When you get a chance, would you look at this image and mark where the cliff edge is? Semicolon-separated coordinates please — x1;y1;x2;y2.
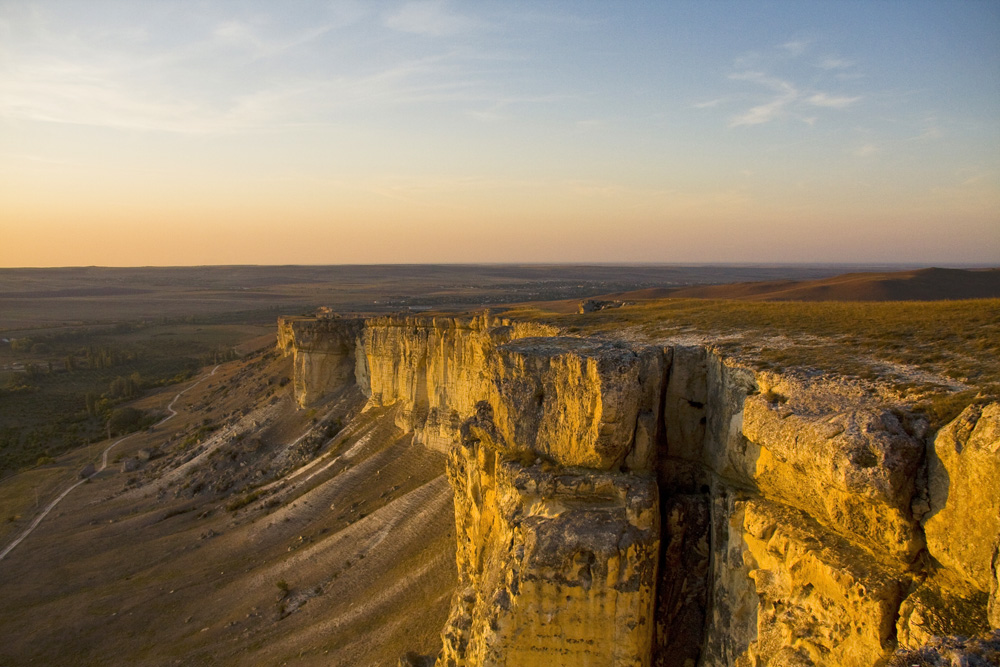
278;313;1000;667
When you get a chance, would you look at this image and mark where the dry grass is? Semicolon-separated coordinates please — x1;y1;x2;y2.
508;298;1000;406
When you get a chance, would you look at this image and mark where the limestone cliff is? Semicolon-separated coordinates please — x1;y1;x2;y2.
279;313;1000;666
278;315;363;408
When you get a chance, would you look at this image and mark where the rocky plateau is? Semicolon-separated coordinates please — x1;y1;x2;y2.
277;312;1000;667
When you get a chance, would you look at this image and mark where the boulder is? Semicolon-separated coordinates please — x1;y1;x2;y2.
924;402;1000;592
743;397;924;561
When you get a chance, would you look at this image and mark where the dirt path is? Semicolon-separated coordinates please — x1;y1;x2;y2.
0;365;220;563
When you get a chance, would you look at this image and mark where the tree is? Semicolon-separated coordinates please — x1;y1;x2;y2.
108;407;147;435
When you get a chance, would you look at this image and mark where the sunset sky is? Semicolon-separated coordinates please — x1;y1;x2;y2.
1;1;998;267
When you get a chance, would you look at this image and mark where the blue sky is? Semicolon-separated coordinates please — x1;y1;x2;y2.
1;0;998;266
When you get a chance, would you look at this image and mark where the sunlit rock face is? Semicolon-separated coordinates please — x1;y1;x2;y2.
281;313;1000;666
440;410;659;666
277;316;363;408
742;396;925;562
739;499;909;666
361;316;557;452
490;337;665;470
922;402;1000;636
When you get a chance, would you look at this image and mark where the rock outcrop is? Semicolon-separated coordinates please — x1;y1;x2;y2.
278;314;1000;666
278;316;364;408
917;401;1000;639
442;409;659;666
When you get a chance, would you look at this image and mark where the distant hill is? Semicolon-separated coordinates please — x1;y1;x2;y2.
606;267;1000;302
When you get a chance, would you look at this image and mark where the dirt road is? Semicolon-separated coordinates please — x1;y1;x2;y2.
0;365;220;563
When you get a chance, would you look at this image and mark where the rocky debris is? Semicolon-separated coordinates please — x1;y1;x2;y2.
120;457;141;473
79;463;96;479
896;570;990;649
888;630;1000;667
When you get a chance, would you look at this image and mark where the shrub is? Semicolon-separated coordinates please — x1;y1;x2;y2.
108;407;153;435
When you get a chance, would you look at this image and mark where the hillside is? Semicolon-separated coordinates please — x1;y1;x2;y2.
603;267;1000;302
0;347;455;666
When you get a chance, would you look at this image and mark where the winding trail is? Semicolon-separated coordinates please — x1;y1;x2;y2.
0;365;220;563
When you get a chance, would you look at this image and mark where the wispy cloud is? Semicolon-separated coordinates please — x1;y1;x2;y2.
729;71;796;94
911;117;944;141
727;71;798;126
0;3;509;134
806;93;861;108
729;98;792;127
818;57;854;70
383;1;480;37
722;43;863;128
692;98;725;109
781;40;808;56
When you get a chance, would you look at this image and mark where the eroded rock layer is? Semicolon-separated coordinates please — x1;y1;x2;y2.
279;314;1000;666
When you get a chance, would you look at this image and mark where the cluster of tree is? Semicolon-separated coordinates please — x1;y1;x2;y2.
0;420;94;478
84;392;109;418
8;338;52;355
107;372;143;399
81;372;149;419
81;346;137;370
107;406;154;435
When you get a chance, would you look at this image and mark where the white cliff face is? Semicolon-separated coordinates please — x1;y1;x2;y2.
490;337;665;470
279;314;1000;667
277;316;363;408
361;316;557;451
442;426;660;667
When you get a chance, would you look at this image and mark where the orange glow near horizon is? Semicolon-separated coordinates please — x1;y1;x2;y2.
1;2;998;267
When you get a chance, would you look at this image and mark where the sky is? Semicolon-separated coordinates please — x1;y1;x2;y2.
1;0;998;267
